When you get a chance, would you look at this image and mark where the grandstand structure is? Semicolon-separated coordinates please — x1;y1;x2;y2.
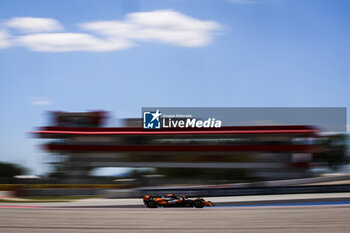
33;111;323;181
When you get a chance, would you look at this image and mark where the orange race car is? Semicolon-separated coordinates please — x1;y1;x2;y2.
143;194;215;208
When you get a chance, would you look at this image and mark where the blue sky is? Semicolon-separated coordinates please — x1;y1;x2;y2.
0;0;349;175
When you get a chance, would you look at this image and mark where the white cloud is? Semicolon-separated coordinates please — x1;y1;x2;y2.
81;10;222;47
17;33;134;52
30;98;53;106
4;17;63;33
0;10;223;52
0;29;12;48
227;0;258;4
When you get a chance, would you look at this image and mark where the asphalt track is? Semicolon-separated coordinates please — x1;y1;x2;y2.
1;194;350;232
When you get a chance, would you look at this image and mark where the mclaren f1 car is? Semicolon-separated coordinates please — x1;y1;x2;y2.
143;194;214;208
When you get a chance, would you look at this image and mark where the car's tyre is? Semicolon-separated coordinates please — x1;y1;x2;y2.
146;200;158;208
194;199;204;208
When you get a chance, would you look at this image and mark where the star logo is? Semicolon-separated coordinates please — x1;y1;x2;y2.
151;109;162;122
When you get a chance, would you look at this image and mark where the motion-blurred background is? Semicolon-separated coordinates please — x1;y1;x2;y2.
0;0;349;198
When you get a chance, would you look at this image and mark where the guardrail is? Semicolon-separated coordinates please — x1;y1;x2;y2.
0;184;131;191
104;184;350;198
0;184;131;197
